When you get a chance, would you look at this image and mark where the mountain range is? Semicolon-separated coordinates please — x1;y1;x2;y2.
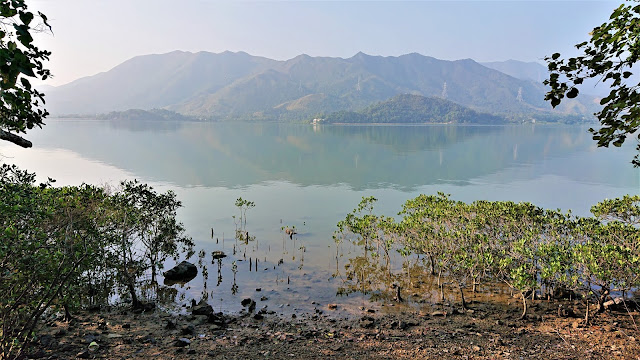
44;51;600;122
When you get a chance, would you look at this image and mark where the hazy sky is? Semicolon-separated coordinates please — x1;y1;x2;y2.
30;0;618;86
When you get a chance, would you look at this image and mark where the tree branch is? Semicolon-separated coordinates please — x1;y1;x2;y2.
0;129;32;148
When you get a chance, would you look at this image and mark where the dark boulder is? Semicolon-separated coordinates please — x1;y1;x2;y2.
163;261;197;283
192;303;214;316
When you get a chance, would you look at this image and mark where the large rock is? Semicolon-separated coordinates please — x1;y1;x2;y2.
192;303;214;316
163;261;197;283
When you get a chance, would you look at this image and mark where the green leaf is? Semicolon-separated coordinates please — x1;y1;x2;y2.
566;88;579;99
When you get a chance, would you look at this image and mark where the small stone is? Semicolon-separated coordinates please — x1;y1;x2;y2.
254;313;264;320
165;320;177;330
193;315;208;326
431;311;446;317
83;335;98;344
174;338;191;347
181;325;195;335
328;303;338;310
260;296;268;301
121;323;131;329
472;345;481;352
256;288;262;292
187;349;196;355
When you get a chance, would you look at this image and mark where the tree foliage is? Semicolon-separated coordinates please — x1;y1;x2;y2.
334;193;640;321
324;94;506;124
0;0;51;148
545;1;640;165
0;166;193;359
0;165;108;359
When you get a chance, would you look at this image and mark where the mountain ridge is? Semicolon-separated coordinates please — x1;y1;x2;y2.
45;51;599;122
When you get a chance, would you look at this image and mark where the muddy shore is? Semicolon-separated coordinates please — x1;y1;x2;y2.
27;297;640;360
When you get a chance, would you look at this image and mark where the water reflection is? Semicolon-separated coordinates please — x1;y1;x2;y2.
20;120;634;191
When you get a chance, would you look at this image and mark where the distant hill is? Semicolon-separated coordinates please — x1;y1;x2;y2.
46;51;276;115
482;59;612;98
45;51;600;122
324;94;506;124
95;109;195;122
481;60;548;83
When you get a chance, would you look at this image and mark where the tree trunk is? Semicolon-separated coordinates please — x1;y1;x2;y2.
429;254;435;275
585;297;590;325
63;304;73;322
520;291;528;320
127;281;140;309
459;284;467;310
596;288;610;313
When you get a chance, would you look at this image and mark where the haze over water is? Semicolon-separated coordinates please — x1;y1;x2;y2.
1;120;637;314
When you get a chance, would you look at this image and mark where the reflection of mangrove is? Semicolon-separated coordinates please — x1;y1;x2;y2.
334;194;640;322
197;250;210;302
137;281;179;304
189;203;307;301
231;261;238;295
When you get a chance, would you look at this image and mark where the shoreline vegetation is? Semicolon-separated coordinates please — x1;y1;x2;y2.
3;162;640;358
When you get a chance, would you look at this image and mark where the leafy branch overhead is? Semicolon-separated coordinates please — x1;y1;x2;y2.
0;0;52;148
545;1;640;165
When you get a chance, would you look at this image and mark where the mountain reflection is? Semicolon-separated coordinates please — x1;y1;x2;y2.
27;120;631;191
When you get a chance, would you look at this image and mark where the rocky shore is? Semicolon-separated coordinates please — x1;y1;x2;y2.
25;296;640;360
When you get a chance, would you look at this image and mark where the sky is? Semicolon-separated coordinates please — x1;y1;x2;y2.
30;0;620;86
